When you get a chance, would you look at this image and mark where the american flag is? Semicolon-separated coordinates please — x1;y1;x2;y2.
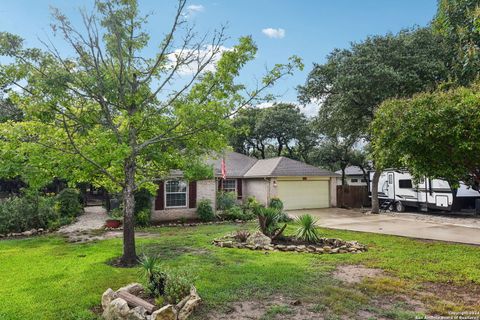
221;157;227;179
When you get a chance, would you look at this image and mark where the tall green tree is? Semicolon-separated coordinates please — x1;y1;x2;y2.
0;0;301;265
433;0;480;85
298;27;451;213
371;84;480;205
229;103;313;160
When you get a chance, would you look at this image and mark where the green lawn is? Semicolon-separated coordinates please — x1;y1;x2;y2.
0;223;479;320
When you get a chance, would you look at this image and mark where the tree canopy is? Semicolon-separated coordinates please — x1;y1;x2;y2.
433;0;480;85
0;0;301;264
298;27;451;140
229;103;315;161
371;84;480;189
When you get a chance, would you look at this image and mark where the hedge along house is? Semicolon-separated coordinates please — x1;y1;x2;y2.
151;151;339;221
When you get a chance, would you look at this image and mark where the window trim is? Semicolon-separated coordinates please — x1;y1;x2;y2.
221;179;237;193
164;179;189;209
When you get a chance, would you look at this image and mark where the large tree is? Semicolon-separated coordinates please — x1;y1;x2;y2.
0;0;300;265
229;103;313;160
371;84;480;206
298;27;451;213
433;0;480;85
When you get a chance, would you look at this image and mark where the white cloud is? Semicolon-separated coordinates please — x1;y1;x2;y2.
167;45;232;76
261;28;286;39
184;4;205;18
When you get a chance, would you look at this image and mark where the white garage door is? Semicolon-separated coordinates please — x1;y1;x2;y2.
277;180;330;210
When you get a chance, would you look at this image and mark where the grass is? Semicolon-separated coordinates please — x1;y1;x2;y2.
0;222;479;319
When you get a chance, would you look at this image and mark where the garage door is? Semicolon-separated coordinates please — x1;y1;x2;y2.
277;180;330;210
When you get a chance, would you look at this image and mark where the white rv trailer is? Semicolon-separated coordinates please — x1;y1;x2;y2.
368;169;480;212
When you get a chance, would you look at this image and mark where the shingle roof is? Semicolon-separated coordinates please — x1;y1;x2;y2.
334;166;364;176
245;156;338;177
206;151;258;178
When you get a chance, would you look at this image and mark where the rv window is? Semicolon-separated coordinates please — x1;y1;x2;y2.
399;179;413;189
351;179;358;183
361;179;367;182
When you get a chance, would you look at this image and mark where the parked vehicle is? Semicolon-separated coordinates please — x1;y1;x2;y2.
368;169;480;212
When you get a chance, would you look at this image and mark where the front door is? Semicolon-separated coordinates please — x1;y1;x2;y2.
387;173;395;199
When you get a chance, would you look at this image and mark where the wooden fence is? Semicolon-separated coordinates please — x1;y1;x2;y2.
336;185;370;208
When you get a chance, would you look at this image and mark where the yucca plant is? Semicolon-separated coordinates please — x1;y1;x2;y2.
257;207;286;240
138;254;167;297
295;214;319;243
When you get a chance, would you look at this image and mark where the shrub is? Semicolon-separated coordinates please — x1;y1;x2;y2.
56;188;82;218
269;197;284;210
197;199;214;222
257;207;286;240
234;230;250;242
295;214;320;243
277;211;293;223
135;209;151;227
225;205;255;221
134;188;152;213
268;197;292;222
109;208;123;219
216;191;236;210
164;269;194;305
0;193;58;234
243;196;262;216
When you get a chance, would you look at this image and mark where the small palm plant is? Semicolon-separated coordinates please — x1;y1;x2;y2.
295;214;319;243
138;254;167;297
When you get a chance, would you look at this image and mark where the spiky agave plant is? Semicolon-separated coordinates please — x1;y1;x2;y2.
295;214;320;243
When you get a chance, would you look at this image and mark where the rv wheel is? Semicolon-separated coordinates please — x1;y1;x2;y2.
395;201;405;212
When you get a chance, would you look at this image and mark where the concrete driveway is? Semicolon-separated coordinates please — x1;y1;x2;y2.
287;208;480;245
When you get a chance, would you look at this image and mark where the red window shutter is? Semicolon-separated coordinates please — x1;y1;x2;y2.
189;181;197;208
155;181;164;210
237;178;242;199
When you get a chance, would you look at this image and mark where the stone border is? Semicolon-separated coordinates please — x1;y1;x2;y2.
102;283;201;320
0;228;47;239
212;236;367;254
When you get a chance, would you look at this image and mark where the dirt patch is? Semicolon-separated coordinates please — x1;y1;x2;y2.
204;297;325;320
421;282;480;310
333;265;385;284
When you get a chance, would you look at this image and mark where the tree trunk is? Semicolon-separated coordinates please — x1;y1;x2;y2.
120;158;137;266
371;170;381;214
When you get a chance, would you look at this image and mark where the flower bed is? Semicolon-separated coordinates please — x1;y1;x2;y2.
212;232;367;254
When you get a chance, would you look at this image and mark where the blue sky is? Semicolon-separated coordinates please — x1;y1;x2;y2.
0;0;437;115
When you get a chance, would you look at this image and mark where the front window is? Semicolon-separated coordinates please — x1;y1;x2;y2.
398;179;413;189
222;179;237;193
165;180;188;208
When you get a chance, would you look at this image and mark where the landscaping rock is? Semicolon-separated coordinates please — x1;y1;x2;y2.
127;306;147;320
102;288;119;310
221;241;234;248
117;283;145;296
177;287;201;320
151;304;176;320
246;231;271;246
103;298;130;320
